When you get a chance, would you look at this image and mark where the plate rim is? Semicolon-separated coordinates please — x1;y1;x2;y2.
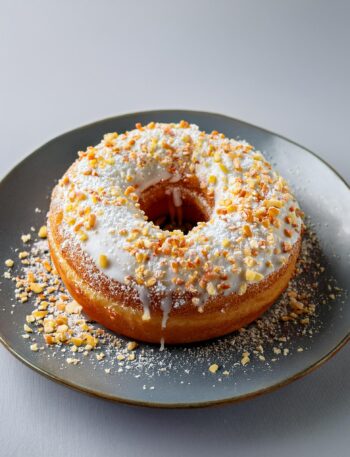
0;109;349;408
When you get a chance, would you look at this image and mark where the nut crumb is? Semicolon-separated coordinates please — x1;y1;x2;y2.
5;259;14;268
29;283;45;294
209;363;219;373
24;324;33;333
241;352;250;366
38;226;48;238
127;341;139;351
65;300;82;314
66;357;80;365
96;352;105;361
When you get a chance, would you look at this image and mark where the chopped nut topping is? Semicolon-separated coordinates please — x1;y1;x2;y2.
245;270;264;282
79;232;88;241
98;254;109;269
206;282;217;296
284;228;292;238
219;163;228;173
146;277;156;287
242;225;252;237
264;199;283;208
86;214;96;229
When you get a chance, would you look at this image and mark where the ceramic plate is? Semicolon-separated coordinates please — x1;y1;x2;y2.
0;110;349;407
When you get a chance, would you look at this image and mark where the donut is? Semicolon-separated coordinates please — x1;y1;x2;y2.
48;121;303;344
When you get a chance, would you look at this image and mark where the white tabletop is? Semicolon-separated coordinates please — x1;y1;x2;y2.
1;1;349;456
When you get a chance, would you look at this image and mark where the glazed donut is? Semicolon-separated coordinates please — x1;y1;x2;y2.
48;121;303;344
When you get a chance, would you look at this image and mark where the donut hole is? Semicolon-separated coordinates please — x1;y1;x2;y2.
139;182;213;234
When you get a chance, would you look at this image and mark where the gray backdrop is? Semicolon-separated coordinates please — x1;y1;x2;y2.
0;1;349;456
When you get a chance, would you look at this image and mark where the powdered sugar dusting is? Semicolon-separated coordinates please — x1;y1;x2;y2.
2;220;345;386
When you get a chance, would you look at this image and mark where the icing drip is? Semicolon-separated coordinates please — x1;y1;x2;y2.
160;337;165;351
173;188;183;226
165;187;182;226
169;173;181;183
137;285;151;321
160;294;172;329
172;188;182;207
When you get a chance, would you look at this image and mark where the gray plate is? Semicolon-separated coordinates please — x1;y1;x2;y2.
0;110;349;408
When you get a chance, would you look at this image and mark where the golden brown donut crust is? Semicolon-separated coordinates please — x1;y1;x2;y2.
48;197;301;344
